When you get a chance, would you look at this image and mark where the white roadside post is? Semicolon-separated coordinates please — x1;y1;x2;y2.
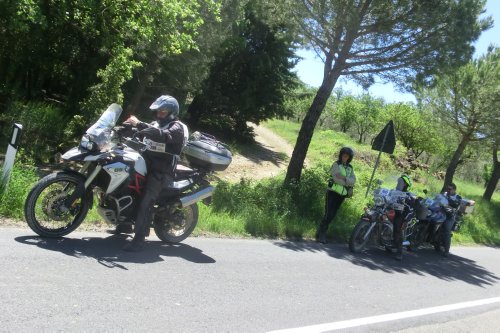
1;123;23;188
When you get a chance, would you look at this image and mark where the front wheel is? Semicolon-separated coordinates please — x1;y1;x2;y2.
379;222;394;248
408;223;428;251
349;219;374;253
24;172;90;237
153;203;199;243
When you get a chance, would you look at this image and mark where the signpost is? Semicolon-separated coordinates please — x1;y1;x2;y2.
365;120;396;197
1;123;23;188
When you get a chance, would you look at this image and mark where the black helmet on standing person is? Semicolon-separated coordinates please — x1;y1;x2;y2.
338;146;354;164
149;95;179;126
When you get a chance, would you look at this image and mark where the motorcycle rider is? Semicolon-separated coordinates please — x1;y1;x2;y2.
396;174;412;192
316;147;356;244
441;183;462;257
122;95;188;252
390;174;413;260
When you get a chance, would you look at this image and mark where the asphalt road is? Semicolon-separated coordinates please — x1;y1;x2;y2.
1;226;499;332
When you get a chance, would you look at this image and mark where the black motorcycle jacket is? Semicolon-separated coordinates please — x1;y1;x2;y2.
446;193;462;209
136;120;187;174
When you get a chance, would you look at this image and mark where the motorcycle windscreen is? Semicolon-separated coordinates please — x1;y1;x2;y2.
85;103;123;149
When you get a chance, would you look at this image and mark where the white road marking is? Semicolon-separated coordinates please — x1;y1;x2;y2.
268;297;500;333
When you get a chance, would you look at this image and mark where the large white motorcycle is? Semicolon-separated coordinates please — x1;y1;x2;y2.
24;104;232;243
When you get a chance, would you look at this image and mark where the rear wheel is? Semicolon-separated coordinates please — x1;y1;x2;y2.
24;172;90;237
349;219;373;253
153;203;199;243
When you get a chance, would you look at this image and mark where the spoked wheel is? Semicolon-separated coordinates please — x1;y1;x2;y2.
153;203;199;243
380;222;394;248
349;219;373;253
24;172;90;237
408;223;427;251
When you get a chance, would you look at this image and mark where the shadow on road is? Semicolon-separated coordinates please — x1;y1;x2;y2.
274;240;500;287
15;234;216;269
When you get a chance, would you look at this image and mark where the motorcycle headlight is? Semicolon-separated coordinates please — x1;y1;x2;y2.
79;135;97;151
374;196;385;206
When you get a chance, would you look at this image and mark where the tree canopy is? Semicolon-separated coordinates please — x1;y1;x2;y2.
187;1;297;138
282;0;491;182
0;0;219;116
420;47;499;192
383;102;443;158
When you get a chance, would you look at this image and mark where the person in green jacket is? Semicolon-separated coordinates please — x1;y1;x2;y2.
316;147;356;244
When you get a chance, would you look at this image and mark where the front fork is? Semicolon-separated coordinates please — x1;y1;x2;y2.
361;217;377;241
62;162;102;210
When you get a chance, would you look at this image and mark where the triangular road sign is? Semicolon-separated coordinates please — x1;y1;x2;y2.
372;120;396;154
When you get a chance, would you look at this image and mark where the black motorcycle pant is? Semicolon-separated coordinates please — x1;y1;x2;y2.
317;190;345;237
134;170;173;238
392;213;404;254
441;217;455;253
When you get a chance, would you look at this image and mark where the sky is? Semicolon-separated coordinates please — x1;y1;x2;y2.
294;0;500;103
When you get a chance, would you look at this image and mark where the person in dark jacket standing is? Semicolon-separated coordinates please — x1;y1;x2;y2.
390;174;413;260
316;147;356;244
122;95;188;252
441;183;462;257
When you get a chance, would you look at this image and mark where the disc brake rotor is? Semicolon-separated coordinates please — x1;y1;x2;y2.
169;209;187;230
41;189;72;221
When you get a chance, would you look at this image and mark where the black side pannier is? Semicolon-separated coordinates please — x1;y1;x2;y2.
182;132;232;171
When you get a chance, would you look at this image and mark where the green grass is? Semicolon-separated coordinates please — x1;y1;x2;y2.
0;164;39;218
1;119;499;246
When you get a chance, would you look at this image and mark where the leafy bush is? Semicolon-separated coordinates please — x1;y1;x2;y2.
0;101;67;162
0;162;38;218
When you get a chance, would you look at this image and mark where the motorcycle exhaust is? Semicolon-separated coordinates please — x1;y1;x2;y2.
180;186;214;207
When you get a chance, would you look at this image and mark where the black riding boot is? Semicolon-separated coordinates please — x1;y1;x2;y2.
123;234;146;252
107;223;134;235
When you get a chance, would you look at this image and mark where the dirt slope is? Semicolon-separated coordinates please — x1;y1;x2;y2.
215;123;295;182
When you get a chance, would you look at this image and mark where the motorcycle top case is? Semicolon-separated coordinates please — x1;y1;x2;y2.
182;132;232;171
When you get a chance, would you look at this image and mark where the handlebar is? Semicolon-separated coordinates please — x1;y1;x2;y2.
123;137;147;152
112;125;146;151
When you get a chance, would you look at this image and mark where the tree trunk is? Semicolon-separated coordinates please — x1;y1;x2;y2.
441;133;471;193
285;69;340;183
483;144;499;201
